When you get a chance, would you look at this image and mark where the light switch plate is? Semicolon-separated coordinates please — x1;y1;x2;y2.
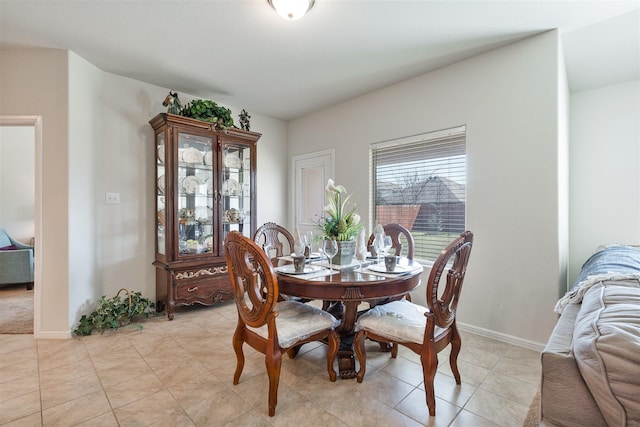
105;192;120;204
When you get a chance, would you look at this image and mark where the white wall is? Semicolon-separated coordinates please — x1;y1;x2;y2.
0;125;34;243
569;80;640;285
288;31;565;346
68;52;103;327
0;47;70;336
2;46;288;336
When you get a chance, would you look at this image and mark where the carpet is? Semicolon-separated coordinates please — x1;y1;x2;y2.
0;284;34;334
523;389;541;427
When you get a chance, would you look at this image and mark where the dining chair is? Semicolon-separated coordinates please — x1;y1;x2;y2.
367;223;415;306
354;230;473;416
253;222;295;262
224;231;340;417
367;222;415;259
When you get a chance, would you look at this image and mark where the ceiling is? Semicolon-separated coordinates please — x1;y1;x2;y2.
1;1;638;121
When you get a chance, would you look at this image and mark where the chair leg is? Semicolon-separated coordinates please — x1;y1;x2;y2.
265;348;283;417
354;330;367;383
326;330;339;382
287;345;302;359
421;348;439;416
391;342;399;358
449;323;462;384
232;325;245;385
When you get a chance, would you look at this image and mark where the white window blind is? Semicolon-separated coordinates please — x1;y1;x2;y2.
370;126;466;261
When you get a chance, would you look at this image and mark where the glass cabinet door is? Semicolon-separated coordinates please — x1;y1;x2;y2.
221;142;251;243
177;132;214;257
156;132;166;255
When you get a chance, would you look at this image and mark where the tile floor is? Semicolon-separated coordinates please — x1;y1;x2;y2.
0;301;541;426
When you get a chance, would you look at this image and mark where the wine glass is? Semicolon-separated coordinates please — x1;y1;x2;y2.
304;231;314;259
323;238;338;266
383;236;393;258
355;242;367;271
373;234;385;265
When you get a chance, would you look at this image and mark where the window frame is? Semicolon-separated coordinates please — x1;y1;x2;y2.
369;126;467;262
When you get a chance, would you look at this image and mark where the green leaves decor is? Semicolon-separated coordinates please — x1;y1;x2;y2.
73;289;156;336
179;99;235;129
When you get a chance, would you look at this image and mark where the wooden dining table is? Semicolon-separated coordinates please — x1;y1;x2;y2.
276;258;423;379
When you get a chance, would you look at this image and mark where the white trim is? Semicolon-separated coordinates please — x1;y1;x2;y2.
371;125;466;150
0;115;43;338
34;330;72;340
457;321;546;352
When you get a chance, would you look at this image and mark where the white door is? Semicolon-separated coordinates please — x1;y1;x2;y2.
291;149;334;236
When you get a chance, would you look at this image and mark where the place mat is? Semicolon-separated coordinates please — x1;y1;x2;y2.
278;253;323;262
362;264;423;278
275;266;337;280
314;259;375;271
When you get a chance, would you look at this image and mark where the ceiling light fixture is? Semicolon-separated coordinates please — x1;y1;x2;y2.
267;0;315;21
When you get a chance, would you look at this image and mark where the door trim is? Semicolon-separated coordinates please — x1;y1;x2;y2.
0;115;43;336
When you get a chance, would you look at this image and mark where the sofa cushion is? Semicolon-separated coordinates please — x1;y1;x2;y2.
541;303;608;426
573;280;640;427
0;233;11;248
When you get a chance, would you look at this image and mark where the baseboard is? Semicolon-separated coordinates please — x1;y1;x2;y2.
34;329;71;339
457;322;545;352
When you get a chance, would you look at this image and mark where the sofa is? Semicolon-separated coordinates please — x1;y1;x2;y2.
0;228;34;290
541;245;640;426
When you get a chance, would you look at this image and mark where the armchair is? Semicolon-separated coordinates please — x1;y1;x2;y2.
0;228;34;290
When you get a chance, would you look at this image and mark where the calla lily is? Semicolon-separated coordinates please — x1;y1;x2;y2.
323;203;336;217
326;178;346;194
318;179;363;241
350;213;361;225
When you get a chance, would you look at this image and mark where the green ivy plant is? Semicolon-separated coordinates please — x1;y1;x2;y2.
73;290;156;336
179;99;235;129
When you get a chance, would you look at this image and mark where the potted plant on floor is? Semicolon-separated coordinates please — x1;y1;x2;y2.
73;289;156;336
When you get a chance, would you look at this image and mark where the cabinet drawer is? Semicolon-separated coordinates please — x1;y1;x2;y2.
174;276;232;303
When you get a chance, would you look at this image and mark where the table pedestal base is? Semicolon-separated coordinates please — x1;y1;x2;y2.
337;350;357;379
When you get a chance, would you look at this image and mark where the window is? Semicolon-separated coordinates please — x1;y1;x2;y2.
370;126;466;261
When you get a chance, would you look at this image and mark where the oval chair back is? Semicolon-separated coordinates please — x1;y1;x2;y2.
354;230;474;417
253;222;295;261
224;231;339;417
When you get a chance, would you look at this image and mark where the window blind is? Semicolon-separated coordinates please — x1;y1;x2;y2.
370;126;466;261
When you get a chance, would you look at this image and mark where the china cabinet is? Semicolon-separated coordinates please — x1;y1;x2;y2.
149;113;261;319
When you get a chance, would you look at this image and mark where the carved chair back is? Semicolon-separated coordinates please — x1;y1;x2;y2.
253;222;295;261
367;223;415;259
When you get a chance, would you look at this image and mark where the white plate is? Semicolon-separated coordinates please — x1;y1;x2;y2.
275;265;324;275
157;145;165;163
195;206;212;223
199;234;213;249
222;178;240;196
182;147;203;164
290;252;323;260
182;175;203;194
224;152;242;169
157;175;165;195
204;151;213;166
368;264;412;274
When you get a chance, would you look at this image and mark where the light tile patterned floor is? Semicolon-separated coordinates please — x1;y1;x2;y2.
0;301;540;426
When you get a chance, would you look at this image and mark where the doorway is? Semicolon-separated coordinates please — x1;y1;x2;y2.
0;116;42;335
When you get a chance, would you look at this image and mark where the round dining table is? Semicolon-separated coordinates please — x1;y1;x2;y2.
276;259;423;379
